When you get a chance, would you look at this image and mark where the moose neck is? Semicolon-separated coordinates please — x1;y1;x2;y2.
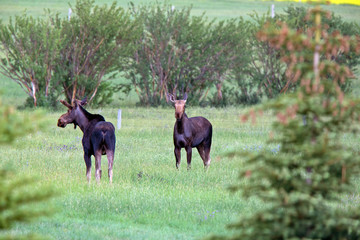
74;106;106;133
176;112;189;132
74;108;90;133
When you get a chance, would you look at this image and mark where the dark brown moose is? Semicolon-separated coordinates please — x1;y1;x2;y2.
57;99;116;183
168;93;212;170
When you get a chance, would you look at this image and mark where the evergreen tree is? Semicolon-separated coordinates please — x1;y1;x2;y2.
210;5;360;240
0;99;55;239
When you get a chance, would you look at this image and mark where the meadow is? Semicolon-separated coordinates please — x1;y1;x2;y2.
1;105;277;239
0;0;360;239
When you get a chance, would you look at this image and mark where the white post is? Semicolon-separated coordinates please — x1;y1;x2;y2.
68;8;72;21
117;109;122;130
271;4;275;18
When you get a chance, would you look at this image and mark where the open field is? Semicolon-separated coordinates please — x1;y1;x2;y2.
1;105;359;239
1;0;360;239
1;0;360;24
1;106;275;239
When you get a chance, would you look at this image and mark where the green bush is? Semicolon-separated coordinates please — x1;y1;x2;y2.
0;0;139;108
1;2;359;108
123;2;249;106
231;5;360;106
57;0;140;106
0;11;62;107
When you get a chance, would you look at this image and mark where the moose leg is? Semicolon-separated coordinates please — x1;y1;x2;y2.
185;146;192;170
84;153;92;183
174;147;181;169
196;144;208;169
203;146;211;170
106;150;114;184
94;151;102;183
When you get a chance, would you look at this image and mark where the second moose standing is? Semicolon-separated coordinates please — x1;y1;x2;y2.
168;93;213;170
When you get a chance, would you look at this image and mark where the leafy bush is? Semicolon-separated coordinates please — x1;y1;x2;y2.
232;5;360;106
1;2;359;108
123;2;249;106
0;11;62;107
235;12;287;102
0;0;139;108
57;0;140;105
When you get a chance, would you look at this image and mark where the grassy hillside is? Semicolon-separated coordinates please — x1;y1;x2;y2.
1;0;359;23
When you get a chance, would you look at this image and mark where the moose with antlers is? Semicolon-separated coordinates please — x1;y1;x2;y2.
57;99;116;183
168;93;213;170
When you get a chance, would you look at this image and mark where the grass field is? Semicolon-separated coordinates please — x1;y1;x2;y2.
1;106;276;239
1;0;360;23
1;0;360;239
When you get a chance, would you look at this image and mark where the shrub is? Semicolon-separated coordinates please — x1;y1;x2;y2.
0;0;140;108
123;2;249;106
0;11;62;107
56;0;140;105
234;5;360;105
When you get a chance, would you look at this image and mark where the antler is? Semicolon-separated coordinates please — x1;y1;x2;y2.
167;93;176;103
60;100;72;108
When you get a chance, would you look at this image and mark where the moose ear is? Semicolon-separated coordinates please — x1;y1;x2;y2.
80;98;87;106
167;93;175;103
74;98;87;107
183;93;188;101
60;100;72;109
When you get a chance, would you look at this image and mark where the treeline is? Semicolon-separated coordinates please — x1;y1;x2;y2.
0;0;359;108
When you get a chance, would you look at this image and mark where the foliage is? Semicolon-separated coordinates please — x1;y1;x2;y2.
236;12;287;102
56;0;139;105
282;5;360;93
123;2;249;106
0;98;43;144
0;0;139;108
0;169;55;240
210;5;360;240
233;5;360;106
0;11;62;107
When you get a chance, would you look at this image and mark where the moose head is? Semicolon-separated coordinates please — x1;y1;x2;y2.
168;93;188;120
57;99;87;129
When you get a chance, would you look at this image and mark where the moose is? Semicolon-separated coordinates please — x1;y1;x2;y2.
168;93;212;170
57;99;116;183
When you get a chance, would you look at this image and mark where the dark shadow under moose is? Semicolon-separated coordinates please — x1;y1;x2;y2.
57;99;116;183
168;93;212;170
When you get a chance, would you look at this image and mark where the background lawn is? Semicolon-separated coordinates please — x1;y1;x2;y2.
0;1;360;239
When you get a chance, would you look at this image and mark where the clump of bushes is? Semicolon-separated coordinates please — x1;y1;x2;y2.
0;1;359;108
